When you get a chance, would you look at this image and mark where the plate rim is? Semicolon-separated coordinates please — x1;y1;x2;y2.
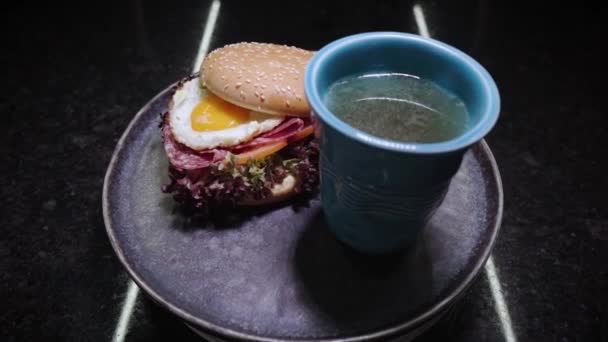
102;80;504;342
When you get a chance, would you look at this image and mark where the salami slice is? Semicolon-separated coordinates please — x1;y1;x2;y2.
230;117;307;153
161;120;227;170
162;115;310;170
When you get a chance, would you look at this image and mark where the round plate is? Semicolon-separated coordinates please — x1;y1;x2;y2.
103;82;503;341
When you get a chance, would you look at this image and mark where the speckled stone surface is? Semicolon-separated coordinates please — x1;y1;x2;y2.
2;0;607;341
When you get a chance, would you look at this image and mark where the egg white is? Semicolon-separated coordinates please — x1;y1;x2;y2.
169;78;283;150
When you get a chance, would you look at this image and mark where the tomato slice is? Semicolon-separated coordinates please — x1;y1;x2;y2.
289;125;314;142
234;140;288;165
231;125;313;165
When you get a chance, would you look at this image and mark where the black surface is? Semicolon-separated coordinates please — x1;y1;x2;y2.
103;79;501;340
1;1;607;342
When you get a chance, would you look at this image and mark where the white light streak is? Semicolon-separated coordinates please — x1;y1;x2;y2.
111;281;140;342
413;5;517;342
485;257;518;342
192;0;221;72
413;4;431;38
112;2;222;341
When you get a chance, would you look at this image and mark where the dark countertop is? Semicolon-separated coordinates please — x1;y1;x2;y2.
2;1;606;341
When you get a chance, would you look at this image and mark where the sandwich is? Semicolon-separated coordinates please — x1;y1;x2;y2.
161;43;319;210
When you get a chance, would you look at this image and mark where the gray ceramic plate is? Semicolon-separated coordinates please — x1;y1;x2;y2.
103;81;503;342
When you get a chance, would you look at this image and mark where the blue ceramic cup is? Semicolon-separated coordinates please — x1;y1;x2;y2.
305;32;500;254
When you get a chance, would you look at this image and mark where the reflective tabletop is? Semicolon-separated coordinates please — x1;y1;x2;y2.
2;1;606;341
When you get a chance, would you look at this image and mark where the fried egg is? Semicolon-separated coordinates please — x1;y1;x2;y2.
169;78;283;150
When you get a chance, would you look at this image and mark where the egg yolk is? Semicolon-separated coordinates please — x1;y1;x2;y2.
191;94;250;131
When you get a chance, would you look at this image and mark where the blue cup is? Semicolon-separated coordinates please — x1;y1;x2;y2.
304;32;500;254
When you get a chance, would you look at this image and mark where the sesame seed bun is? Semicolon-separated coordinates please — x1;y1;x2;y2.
201;42;314;117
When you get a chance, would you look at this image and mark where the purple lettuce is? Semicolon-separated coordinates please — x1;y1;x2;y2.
162;137;319;212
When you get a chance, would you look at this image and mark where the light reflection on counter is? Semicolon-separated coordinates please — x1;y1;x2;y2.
412;4;517;342
111;1;223;341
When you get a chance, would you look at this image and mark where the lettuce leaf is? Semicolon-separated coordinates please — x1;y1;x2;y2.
162;137;319;212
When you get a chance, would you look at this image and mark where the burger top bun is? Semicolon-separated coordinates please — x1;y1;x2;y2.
201;42;314;117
